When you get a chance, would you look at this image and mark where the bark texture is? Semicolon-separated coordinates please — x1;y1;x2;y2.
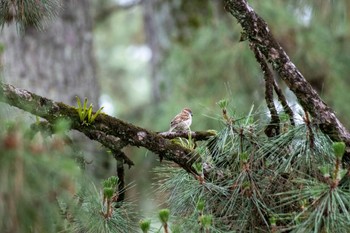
0;82;201;175
224;0;350;154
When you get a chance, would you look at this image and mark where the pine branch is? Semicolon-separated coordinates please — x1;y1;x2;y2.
0;0;62;30
0;81;199;175
224;0;350;158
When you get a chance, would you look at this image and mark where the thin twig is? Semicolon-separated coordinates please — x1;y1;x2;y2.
272;79;295;126
114;152;126;204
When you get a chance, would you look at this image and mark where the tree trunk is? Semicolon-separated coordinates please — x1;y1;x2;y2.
1;0;99;105
0;0;107;177
142;0;171;104
142;0;214;104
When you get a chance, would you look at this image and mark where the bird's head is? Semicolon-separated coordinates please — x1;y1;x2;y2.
183;108;193;116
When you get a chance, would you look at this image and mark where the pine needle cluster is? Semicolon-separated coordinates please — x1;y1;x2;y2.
0;121;138;233
0;0;62;30
157;105;350;232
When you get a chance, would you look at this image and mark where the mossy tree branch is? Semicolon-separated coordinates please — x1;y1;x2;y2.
0;81;206;175
224;0;350;158
158;131;216;141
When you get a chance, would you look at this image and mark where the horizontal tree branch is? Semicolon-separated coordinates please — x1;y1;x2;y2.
224;0;350;157
0;82;200;175
158;131;216;140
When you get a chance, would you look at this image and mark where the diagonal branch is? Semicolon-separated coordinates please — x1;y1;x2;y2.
0;81;199;175
224;0;350;156
272;79;295;126
250;43;280;137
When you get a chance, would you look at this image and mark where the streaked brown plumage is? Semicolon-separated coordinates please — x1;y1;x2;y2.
169;108;193;132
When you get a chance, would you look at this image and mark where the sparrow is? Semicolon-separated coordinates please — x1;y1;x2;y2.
169;108;193;132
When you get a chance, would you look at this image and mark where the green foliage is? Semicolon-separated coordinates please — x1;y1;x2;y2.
53;118;71;135
199;214;213;229
139;219;151;233
141;203;220;233
100;176;120;219
196;199;205;212
275;176;350;232
156;106;350;232
75;96;104;125
0;122;138;233
73;183;138;233
0;123;81;233
158;208;170;225
171;130;196;150
170;224;181;233
103;176;119;189
217;99;229;110
333;141;346;159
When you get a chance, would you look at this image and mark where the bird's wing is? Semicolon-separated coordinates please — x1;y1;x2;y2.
170;112;186;127
170;115;181;127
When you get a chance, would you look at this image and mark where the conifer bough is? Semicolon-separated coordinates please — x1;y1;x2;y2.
224;0;350;159
1;0;350;174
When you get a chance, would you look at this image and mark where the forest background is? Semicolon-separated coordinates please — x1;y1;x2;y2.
1;0;350;231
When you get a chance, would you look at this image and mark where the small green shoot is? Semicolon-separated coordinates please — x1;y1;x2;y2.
193;162;203;175
217;99;229;109
319;165;331;179
240;152;249;164
75;96;104;125
196;199;205;212
158;209;170;233
158;208;170;225
199;214;212;232
102;176;118;188
139;219;151;233
217;99;231;124
269;216;276;227
172;131;195;150
101;176;119;219
332;141;345;159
